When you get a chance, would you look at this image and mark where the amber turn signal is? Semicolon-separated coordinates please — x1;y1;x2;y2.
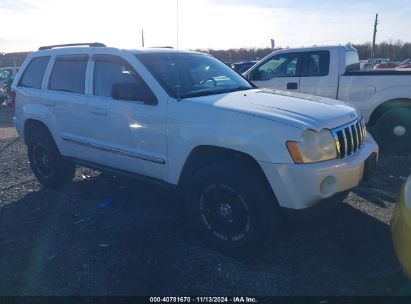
287;141;304;164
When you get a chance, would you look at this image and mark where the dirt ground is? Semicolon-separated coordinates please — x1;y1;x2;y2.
1;105;411;296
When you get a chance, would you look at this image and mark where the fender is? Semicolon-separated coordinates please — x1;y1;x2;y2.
20;102;61;146
166;100;300;185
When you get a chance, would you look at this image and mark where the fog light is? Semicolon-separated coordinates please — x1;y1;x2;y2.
320;176;337;196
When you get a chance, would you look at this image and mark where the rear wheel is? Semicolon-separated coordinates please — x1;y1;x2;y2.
27;130;76;189
374;108;411;152
186;161;283;257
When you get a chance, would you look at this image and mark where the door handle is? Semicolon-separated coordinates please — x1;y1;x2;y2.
41;100;55;107
287;82;298;90
90;108;107;115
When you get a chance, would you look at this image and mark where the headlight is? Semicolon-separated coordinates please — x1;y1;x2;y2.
404;176;411;210
287;129;337;163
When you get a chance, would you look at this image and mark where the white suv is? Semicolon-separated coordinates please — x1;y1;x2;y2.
12;43;379;256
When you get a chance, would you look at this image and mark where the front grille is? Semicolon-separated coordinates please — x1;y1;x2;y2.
331;117;366;159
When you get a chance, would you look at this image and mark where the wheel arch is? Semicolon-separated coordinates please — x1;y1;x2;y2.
368;98;411;127
23;119;53;144
178;145;276;200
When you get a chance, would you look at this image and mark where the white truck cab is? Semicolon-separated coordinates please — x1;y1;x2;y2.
12;43;379;256
244;45;411;151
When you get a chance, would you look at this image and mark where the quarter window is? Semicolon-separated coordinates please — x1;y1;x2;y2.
18;56;50;89
303;51;330;77
256;53;302;80
49;55;88;94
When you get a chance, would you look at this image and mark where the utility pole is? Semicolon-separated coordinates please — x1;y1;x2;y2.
176;0;179;50
371;13;378;63
141;28;145;48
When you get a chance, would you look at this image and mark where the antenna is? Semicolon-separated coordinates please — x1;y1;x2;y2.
141;28;145;48
176;0;181;101
176;0;179;51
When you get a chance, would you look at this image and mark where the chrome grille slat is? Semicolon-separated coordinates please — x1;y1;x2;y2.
331;117;367;160
347;127;354;155
362;120;367;140
352;125;358;151
341;129;348;156
332;132;341;159
356;122;362;147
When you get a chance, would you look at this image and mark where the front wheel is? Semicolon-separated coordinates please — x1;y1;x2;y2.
186;161;283;257
374;108;411;152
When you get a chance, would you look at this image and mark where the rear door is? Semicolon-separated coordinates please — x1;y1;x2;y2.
248;52;303;91
299;50;339;99
42;54;90;158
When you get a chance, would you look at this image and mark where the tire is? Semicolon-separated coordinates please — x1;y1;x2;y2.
27;129;76;189
186;160;283;257
374;108;411;152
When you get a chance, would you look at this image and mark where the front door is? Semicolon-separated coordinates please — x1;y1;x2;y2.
248;52;303;92
79;55;167;180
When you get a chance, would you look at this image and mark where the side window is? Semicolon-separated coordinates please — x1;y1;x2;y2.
303;51;330;77
18;56;50;89
256;53;302;80
49;55;88;94
93;55;156;104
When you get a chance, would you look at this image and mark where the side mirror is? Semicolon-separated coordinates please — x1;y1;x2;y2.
247;68;259;81
111;83;157;105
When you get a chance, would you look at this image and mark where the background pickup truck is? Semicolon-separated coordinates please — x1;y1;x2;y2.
244;45;411;151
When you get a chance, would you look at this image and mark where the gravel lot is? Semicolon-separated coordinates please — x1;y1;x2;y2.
1;105;410;296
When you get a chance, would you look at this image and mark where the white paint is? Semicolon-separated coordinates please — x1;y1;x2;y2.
13;46;379;210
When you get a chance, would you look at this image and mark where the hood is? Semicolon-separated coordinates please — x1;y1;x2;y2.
186;89;358;130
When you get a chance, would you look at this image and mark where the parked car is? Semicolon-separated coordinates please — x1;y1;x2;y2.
243;45;411;151
0;79;13;105
392;175;411;279
397;59;411;69
12;43;379;256
0;67;19;105
231;61;258;74
0;66;19;84
373;62;399;69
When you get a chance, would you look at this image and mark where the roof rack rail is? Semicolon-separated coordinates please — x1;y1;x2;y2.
39;42;106;51
149;46;174;49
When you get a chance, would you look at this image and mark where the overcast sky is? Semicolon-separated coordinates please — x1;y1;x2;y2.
1;0;410;52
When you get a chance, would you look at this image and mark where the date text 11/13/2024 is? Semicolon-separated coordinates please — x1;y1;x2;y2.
149;297;258;303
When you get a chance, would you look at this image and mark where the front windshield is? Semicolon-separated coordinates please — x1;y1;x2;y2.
136;53;254;99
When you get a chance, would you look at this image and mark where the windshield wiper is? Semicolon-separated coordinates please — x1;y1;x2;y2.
181;86;252;99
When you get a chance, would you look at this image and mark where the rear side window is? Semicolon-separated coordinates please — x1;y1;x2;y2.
18;56;50;89
303;51;330;77
49;55;88;94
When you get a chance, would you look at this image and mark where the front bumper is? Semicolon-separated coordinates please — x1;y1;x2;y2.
259;133;379;210
391;183;411;279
